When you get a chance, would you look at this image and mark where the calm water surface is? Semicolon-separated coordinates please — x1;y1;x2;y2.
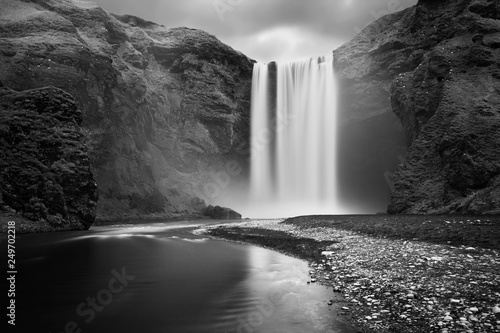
12;221;353;332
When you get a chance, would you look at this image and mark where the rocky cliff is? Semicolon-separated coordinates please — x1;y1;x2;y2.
333;8;409;213
0;0;253;220
0;86;98;230
334;0;500;214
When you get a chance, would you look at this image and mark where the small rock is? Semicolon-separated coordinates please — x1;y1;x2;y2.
450;299;461;304
444;315;453;321
493;305;500;314
469;307;479;312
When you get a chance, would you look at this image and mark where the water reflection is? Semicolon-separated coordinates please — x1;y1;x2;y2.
12;222;353;332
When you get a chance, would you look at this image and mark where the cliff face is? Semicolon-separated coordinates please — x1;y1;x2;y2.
334;0;500;214
0;0;253;219
333;8;409;213
0;86;98;230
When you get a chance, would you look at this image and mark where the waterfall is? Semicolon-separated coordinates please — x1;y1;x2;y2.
249;56;339;217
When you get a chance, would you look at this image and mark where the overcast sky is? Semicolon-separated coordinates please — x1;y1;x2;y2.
91;0;417;63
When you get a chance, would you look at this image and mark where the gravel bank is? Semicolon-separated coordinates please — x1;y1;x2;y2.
195;215;500;333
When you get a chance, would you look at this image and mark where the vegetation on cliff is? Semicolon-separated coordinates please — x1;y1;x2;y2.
0;86;98;230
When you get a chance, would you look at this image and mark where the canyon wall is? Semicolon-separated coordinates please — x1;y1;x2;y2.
2;0;498;225
0;0;253;222
334;0;500;214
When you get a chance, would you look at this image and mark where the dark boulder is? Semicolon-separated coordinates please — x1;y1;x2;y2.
203;205;242;220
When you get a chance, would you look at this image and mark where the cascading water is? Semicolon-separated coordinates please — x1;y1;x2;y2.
249;56;340;217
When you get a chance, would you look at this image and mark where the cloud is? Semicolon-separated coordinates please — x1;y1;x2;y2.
226;26;344;63
92;0;417;62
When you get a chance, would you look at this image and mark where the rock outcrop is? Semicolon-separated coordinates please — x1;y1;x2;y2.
0;0;254;219
334;0;500;214
0;86;98;230
203;205;242;220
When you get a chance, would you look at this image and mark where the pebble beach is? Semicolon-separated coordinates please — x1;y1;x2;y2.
195;215;500;333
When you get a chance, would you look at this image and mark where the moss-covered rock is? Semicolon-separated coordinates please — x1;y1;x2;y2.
0;86;98;230
388;0;500;214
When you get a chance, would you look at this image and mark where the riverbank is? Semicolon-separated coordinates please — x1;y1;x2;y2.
0;211;208;233
195;215;500;333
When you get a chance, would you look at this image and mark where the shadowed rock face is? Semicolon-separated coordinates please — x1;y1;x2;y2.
0;86;98;230
0;0;253;219
334;0;500;214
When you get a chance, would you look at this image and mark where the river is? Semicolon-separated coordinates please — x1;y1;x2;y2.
11;220;353;332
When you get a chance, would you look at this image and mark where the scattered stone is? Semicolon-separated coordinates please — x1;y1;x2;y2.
200;216;500;333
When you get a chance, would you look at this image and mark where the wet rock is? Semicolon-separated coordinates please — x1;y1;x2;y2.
203;205;242;220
